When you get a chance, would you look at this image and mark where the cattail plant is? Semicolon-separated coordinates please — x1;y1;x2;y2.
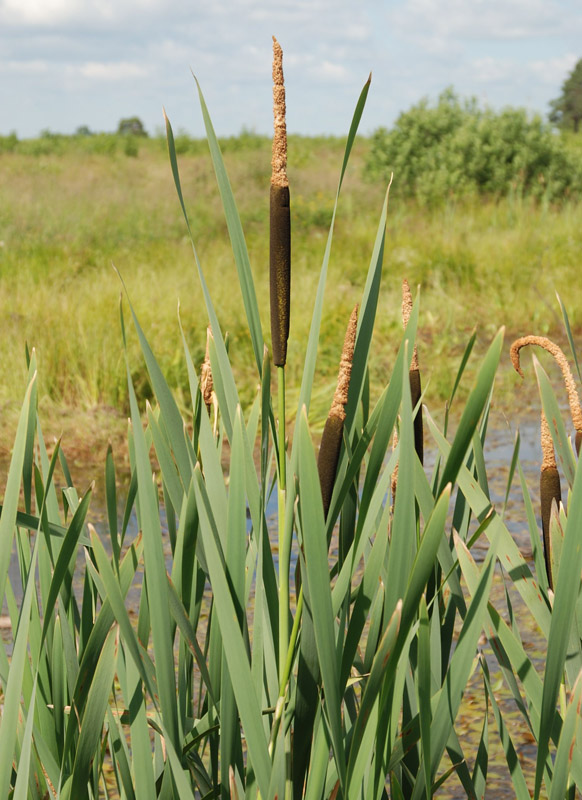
317;304;358;516
402;278;423;464
509;335;582;588
270;36;291;369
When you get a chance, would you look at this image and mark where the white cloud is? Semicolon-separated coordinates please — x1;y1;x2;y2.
79;61;150;81
320;60;349;81
389;0;570;41
4;58;49;73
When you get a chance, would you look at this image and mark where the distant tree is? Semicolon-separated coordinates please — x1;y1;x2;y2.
549;59;582;133
117;117;148;137
75;125;93;137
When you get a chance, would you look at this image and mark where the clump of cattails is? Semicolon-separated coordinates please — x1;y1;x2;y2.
318;305;358;517
510;335;582;588
270;36;291;368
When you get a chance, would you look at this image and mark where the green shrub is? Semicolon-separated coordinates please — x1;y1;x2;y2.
366;87;582;204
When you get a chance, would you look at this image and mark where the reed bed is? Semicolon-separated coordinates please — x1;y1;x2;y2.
3;42;582;800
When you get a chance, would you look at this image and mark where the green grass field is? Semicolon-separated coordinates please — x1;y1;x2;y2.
2;133;582;466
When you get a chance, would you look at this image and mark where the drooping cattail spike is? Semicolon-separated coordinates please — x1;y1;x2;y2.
200;325;214;414
540;411;561;590
270;36;291;367
510;335;582;454
318;305;358;517
510;335;566;589
402;279;423;464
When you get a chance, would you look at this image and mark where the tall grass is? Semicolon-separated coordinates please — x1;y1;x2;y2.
2;132;582;460
3;54;582;799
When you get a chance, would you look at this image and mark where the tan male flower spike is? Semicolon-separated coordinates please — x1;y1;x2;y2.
200;325;214;413
270;36;291;367
318;305;358;517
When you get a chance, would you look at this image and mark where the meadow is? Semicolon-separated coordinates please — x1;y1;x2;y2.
2;130;582;469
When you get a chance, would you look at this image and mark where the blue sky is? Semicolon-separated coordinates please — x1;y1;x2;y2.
2;0;581;138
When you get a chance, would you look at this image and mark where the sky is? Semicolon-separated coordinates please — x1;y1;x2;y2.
1;0;581;139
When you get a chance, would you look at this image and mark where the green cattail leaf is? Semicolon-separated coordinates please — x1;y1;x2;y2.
346;601;402;795
105;444;119;565
193;464;271;797
40;485;92;646
409;528;498;800
534;356;577;487
535;449;582;799
344;180;391;429
438;328;504;494
557;292;582;383
470;684;488;800
90;528;158;702
165;114;240;443
385;342;416;619
295;75;371;421
548;670;582;800
0;374;35;607
126;357;180;751
427;410;552;639
68;626;118;799
117;280;192;489
353;297;418;534
297;408;346;790
12;676;38;800
194;78;264;376
418;595;432;800
480;658;532;800
0;534;39;800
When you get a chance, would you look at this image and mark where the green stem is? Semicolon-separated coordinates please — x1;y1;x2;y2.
277;365;288;677
268;588;304;756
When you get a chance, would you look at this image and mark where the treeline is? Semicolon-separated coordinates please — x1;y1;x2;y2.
365;88;582;204
0;127;274;158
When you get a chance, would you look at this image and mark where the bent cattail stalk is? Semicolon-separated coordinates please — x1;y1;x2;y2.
510;336;572;589
270;36;291;367
510;335;582;454
200;325;214;414
402;279;423;464
318;305;358;517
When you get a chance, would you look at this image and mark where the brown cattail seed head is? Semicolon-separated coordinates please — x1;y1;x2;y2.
318;305;358;516
200;325;214;412
540;465;561;590
510;335;582;439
